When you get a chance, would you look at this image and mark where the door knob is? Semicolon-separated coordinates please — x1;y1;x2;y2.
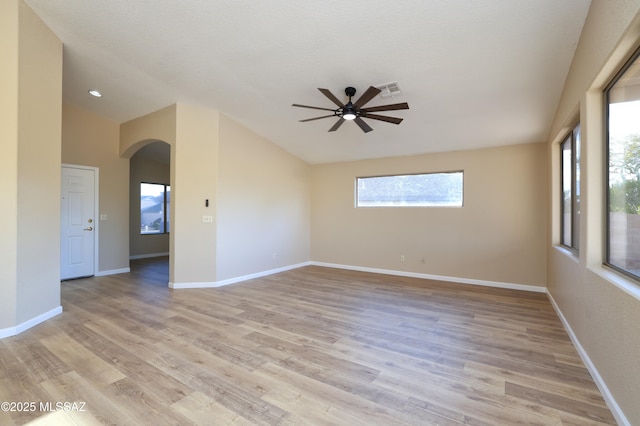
84;226;93;231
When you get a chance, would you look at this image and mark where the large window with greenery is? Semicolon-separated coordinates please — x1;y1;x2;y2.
140;183;170;234
561;124;580;251
606;49;640;280
356;171;463;207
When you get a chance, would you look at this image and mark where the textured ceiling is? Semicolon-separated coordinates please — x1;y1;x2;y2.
25;0;591;164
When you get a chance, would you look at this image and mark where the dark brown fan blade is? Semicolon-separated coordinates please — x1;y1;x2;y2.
361;102;409;113
299;114;336;122
292;103;336;112
353;86;382;108
363;113;403;125
318;88;344;108
328;118;345;132
354;117;373;133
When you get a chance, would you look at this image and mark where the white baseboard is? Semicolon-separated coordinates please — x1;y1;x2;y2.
0;306;63;339
169;262;311;289
546;292;629;426
169;281;217;289
169;261;545;293
129;252;169;260
95;268;130;276
311;262;546;293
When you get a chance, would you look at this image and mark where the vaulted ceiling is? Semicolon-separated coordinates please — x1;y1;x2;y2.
25;0;591;164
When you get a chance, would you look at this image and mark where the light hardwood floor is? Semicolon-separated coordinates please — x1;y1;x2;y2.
0;258;616;425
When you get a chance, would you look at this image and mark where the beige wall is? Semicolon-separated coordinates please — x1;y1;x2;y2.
547;1;640;424
217;114;311;281
0;0;62;331
120;105;177;157
172;103;219;285
129;149;170;257
311;143;547;287
62;103;129;273
16;0;63;323
0;0;20;331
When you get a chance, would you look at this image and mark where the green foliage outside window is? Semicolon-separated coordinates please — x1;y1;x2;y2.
610;135;640;214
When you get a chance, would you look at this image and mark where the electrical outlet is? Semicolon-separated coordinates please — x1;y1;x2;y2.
202;215;213;223
400;255;405;262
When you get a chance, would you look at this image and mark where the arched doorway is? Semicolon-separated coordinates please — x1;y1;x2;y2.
128;140;171;285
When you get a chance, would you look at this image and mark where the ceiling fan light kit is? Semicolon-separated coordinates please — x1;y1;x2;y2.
292;86;409;133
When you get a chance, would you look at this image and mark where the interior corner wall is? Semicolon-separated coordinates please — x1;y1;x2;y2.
0;0;64;333
0;0;20;331
217;113;311;281
61;103;129;273
546;1;640;424
311;143;548;288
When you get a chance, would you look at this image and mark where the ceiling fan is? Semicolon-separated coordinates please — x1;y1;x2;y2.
292;86;409;133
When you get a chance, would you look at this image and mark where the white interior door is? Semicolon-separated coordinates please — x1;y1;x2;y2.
61;166;96;280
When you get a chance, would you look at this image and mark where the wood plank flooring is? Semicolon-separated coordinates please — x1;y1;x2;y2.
0;258;616;425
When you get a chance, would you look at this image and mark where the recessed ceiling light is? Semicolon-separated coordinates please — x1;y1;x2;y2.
88;89;103;98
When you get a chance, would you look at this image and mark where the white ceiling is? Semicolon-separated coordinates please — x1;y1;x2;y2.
25;0;591;164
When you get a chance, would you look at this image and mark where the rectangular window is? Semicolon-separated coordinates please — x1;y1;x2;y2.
605;48;640;281
560;124;580;251
356;171;463;207
140;182;170;234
